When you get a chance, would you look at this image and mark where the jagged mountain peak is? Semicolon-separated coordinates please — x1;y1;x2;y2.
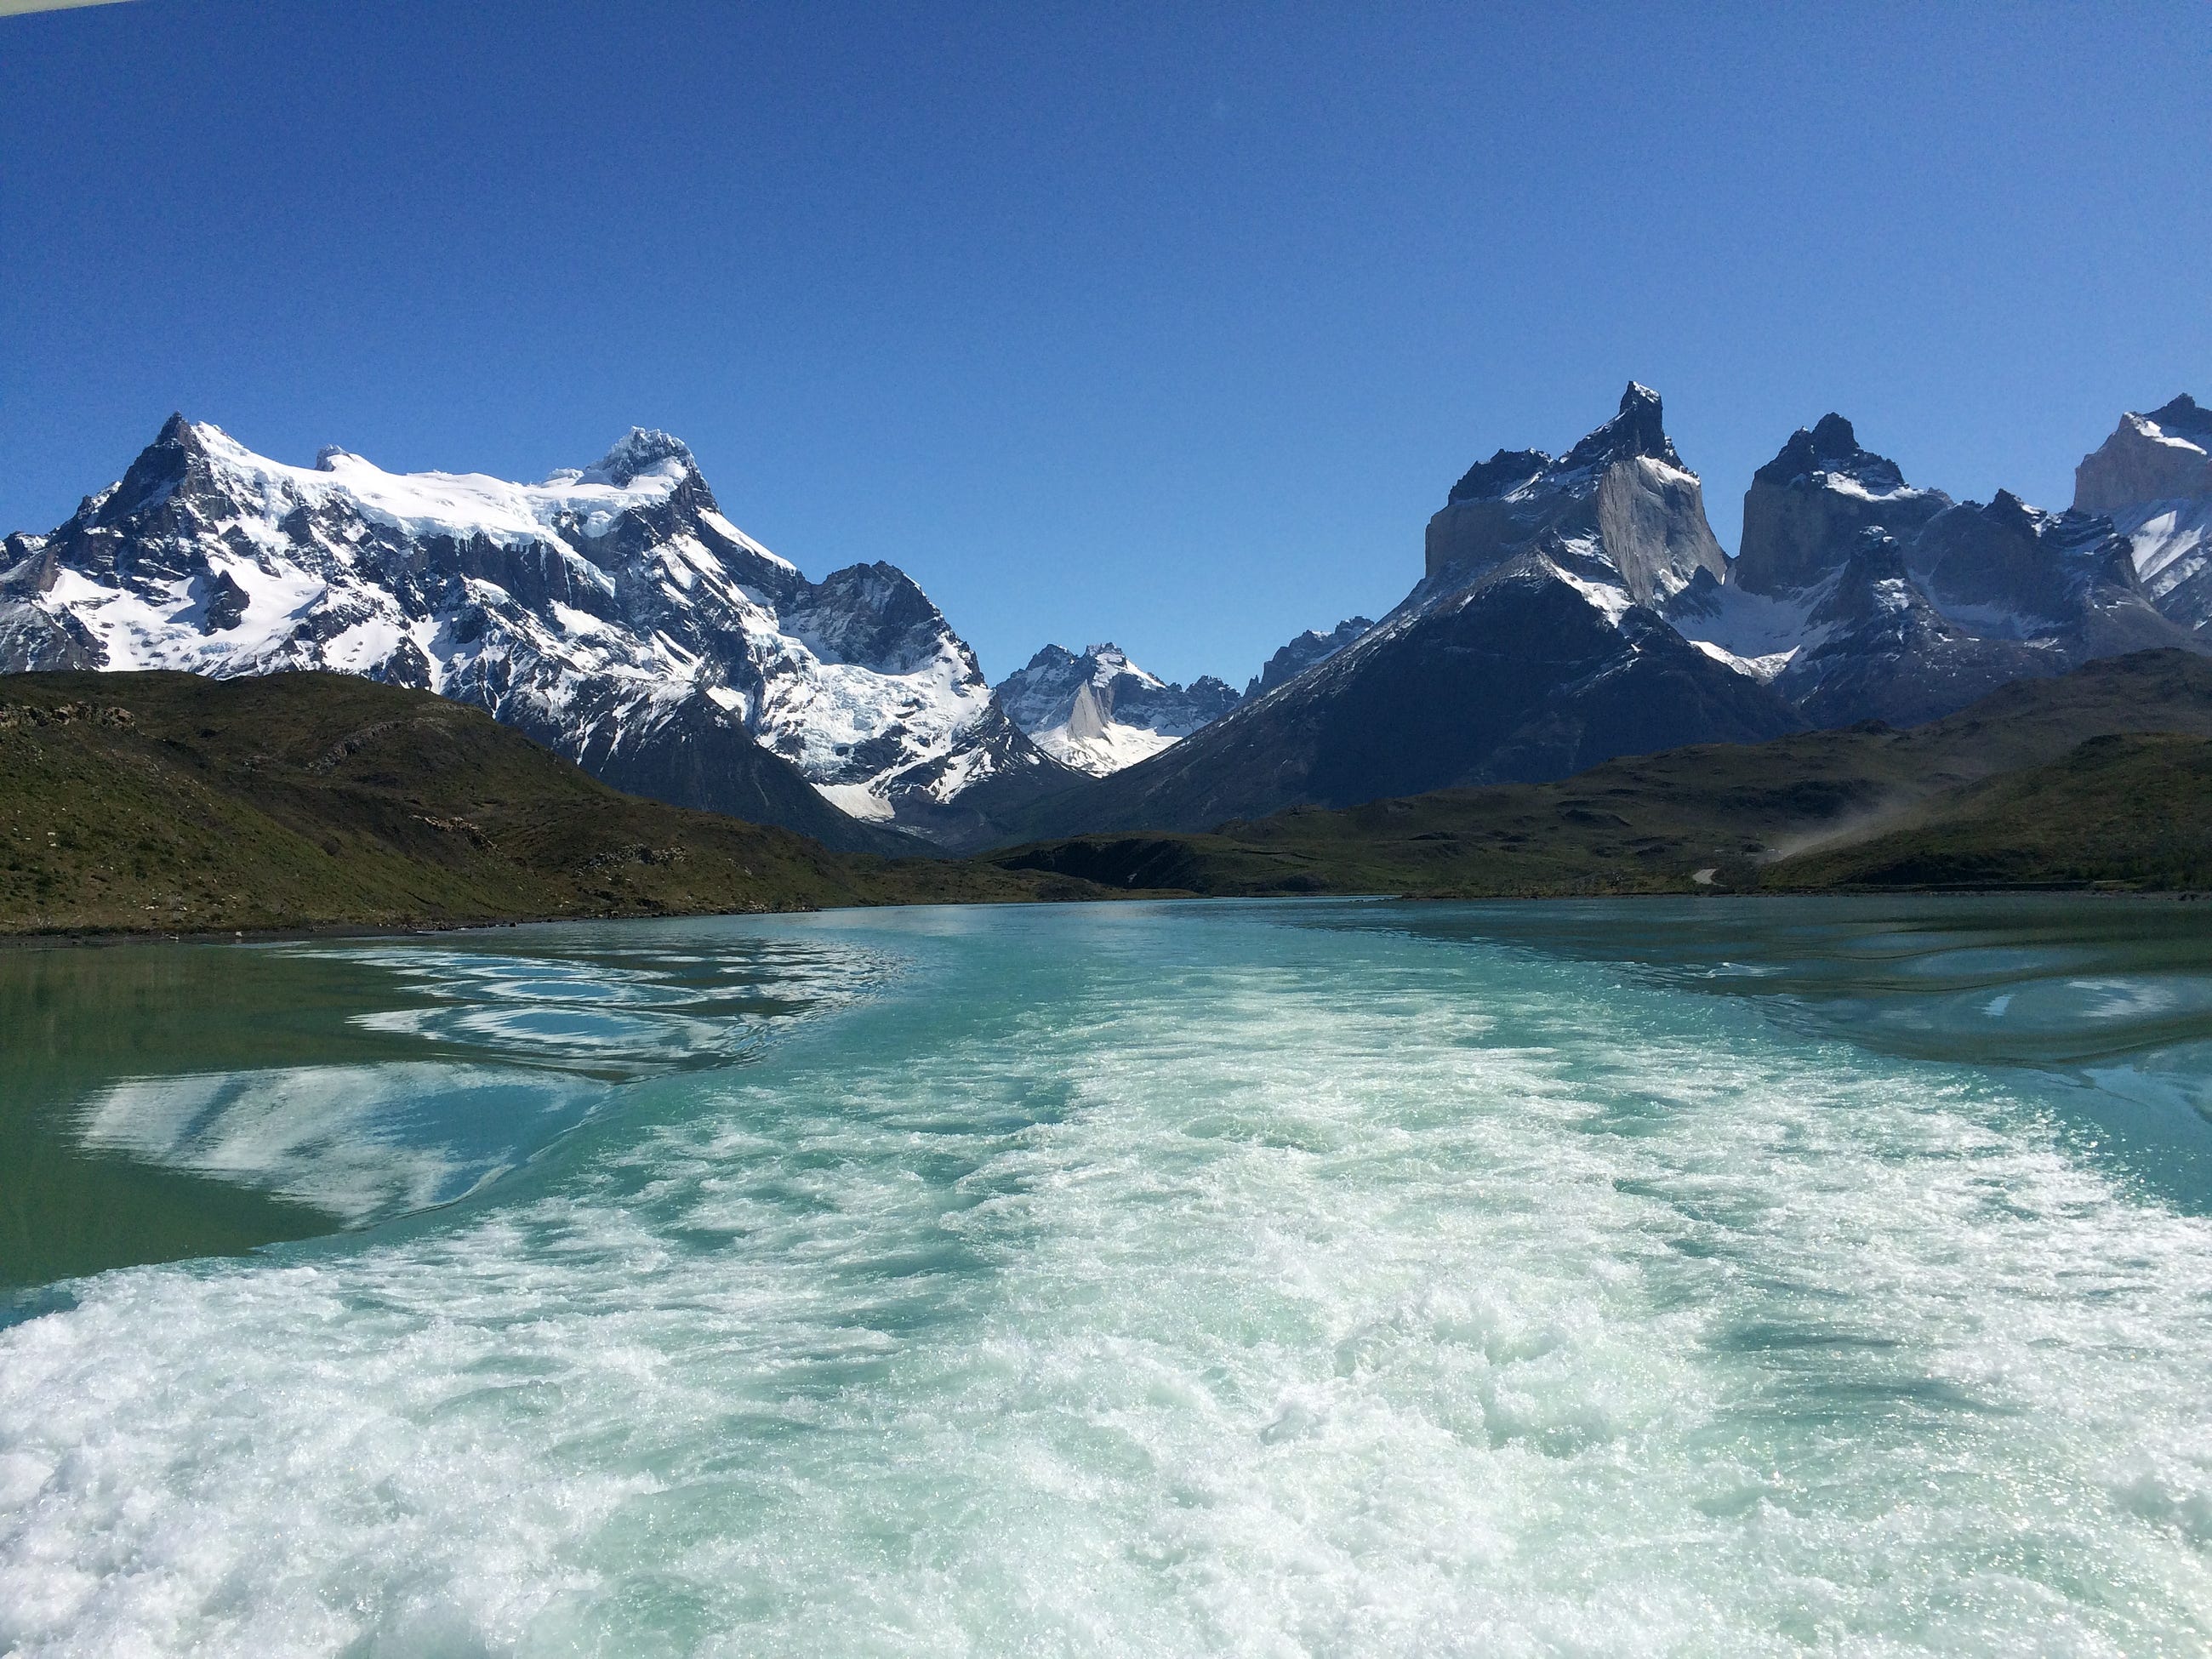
1559;381;1683;474
994;639;1236;777
1733;413;1949;600
1445;385;1687;509
88;412;225;526
1245;616;1373;698
1447;449;1553;505
1809;412;1858;453
1426;382;1722;606
584;427;698;487
2145;394;2212;448
1751;413;1913;495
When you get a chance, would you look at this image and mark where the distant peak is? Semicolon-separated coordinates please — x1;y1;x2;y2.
584;428;697;487
89;413;217;526
1082;641;1123;659
2145;393;2212;447
1753;412;1907;493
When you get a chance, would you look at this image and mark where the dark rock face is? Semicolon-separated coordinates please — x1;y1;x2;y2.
199;569;248;632
1243;617;1373;699
1909;494;2123;630
1295;570;1801;807
561;692;896;852
1447;451;1550;505
0;419;1073;852
1012;556;1801;840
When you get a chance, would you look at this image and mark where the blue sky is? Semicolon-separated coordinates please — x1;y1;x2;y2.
5;2;2207;687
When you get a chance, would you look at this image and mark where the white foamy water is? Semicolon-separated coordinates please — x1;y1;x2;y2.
3;901;2211;1654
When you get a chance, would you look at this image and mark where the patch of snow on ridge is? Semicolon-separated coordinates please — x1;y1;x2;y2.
1668;582;1826;682
1549;567;1634;627
2113;498;2212;597
812;782;898;822
203;425;681;558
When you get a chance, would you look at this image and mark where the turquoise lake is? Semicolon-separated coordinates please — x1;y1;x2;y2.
3;897;2211;1655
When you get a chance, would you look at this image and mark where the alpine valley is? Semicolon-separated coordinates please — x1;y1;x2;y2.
5;386;2209;858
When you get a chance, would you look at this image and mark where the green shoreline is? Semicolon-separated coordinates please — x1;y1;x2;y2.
6;651;2211;938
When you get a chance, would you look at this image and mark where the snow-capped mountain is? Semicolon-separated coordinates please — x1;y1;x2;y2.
1002;386;2209;843
993;642;1240;776
0;417;1069;850
1669;414;2195;726
2075;394;2212;633
1243;617;1372;699
1001;385;1804;838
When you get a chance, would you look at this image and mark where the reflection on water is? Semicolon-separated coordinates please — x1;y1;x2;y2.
77;1064;602;1224
0;922;899;1295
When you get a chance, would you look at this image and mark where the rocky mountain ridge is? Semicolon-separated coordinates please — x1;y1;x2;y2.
999;385;2209;841
1244;617;1373;699
991;643;1240;777
0;417;1072;851
998;385;1807;839
1665;412;2192;727
9;388;2208;855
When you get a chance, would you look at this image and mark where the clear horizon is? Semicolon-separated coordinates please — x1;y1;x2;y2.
5;1;2207;687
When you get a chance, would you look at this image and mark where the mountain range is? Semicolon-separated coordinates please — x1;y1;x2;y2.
6;388;2207;852
991;649;2212;898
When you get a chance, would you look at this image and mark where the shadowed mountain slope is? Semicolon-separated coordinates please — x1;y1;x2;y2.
989;651;2212;897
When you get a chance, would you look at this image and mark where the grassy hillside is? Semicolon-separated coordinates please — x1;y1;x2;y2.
0;671;1121;936
989;650;2212;897
1769;733;2212;891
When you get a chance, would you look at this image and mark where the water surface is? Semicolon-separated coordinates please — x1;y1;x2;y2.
3;897;2209;1655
